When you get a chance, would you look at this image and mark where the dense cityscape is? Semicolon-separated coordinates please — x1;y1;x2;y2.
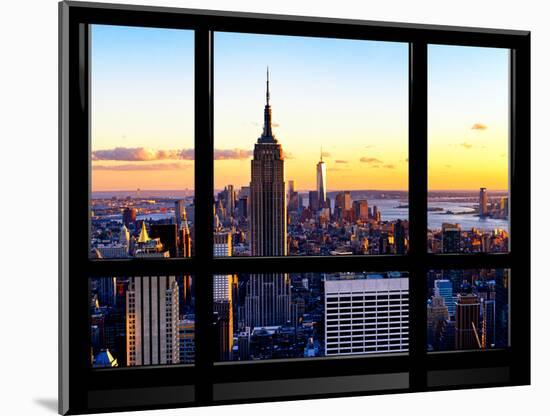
427;269;509;351
90;73;509;368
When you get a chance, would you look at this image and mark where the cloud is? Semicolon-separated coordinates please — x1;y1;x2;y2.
365;145;375;149
335;160;348;164
92;147;185;162
321;151;331;158
382;164;395;169
360;157;383;164
92;147;253;161
92;162;191;171
471;123;488;130
459;142;473;149
214;149;253;160
444;164;452;168
283;151;295;159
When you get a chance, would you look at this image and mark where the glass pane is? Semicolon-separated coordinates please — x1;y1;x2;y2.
214;33;409;257
428;45;509;253
90;25;195;259
427;269;509;352
213;271;409;362
90;275;195;368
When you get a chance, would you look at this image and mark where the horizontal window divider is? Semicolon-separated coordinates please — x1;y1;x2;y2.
212;354;411;383
87;365;198;391
209;255;413;274
68;3;528;48
425;348;512;371
86;258;198;277
84;253;513;277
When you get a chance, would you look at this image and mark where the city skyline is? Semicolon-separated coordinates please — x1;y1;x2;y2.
91;26;509;192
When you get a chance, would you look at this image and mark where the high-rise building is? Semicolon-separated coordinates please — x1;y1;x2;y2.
212;232;235;359
249;68;287;257
455;286;481;350
316;150;327;209
126;276;180;366
335;191;352;220
96;277;116;307
324;272;409;356
213;232;232;258
150;224;178;258
494;269;509;347
178;318;195;364
479;187;488;217
308;190;319;212
481;298;496;348
287;180;299;212
394;219;406;254
245;70;291;328
175;200;186;230
244;274;291;328
427;295;450;350
179;206;192;258
372;205;379;221
353;200;369;222
122;207;137;227
442;223;461;253
214;301;233;361
434;279;455;317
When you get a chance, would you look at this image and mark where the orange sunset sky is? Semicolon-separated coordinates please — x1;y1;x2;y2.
91;27;509;193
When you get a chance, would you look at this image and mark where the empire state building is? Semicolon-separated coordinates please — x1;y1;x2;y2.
246;69;291;328
249;69;287;256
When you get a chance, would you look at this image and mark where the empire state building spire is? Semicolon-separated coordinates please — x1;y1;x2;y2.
260;66;276;143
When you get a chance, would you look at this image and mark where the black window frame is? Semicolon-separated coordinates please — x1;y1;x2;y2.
59;1;530;414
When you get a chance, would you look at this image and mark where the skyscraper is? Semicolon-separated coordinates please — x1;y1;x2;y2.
287;180;299;212
249;68;287;257
126;276;180;366
316;149;327;209
434;279;455;317
427;295;450;350
353;200;369;222
122;207;137;228
175;200;186;229
247;69;291;328
442;223;461;253
455;286;481;350
324;272;409;356
179;206;192;258
394;219;406;254
479;187;488;217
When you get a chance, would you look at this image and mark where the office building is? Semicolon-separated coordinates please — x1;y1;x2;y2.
126;276;180;366
353;200;369;222
455;288;481;350
442;223;461;253
324;272;409;356
122;207;137;227
178;318;195;364
479;187;488;217
316;150;327;209
434;279;455;317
